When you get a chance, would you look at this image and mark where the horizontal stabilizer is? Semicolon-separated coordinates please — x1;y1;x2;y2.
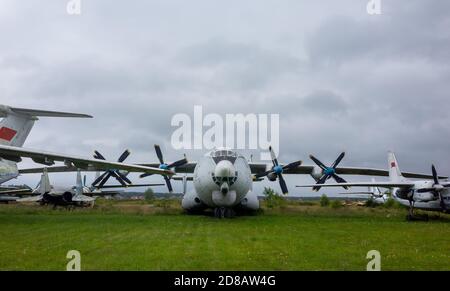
0;105;92;118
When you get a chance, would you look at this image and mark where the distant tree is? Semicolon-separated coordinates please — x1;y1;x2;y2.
320;194;330;207
144;188;155;201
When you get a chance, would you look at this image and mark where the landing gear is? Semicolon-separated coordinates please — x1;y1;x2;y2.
214;207;235;219
406;200;415;221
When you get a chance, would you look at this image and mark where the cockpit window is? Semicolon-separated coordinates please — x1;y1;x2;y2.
211;149;238;164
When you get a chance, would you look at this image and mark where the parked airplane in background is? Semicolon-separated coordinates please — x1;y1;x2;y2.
339;178;389;204
297;152;450;219
16;168;164;207
0;105;175;184
0;104;92;185
18;168;96;207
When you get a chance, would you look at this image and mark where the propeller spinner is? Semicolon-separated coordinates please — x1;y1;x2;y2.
254;146;302;194
310;152;348;191
91;149;133;188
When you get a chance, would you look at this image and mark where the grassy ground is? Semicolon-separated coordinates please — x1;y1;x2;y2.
0;199;449;271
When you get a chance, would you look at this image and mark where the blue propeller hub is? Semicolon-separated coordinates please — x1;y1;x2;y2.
324;167;335;176
273;165;283;175
159;163;169;170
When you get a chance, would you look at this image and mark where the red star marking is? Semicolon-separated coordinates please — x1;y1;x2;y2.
0;127;17;141
390;162;396;168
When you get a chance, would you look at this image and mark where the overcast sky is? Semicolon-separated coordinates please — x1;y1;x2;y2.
1;0;449;195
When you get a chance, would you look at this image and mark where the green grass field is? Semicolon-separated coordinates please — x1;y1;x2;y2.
0;200;449;271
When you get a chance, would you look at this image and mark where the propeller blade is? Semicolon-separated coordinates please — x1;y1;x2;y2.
164;176;173;193
94;150;106;160
117;149;131;163
269;146;279;166
432;165;439;185
110;171;127;187
332;174;348;189
155;144;164;164
117;171;132;185
309;155;327;170
313;174;328;191
331;152;345;169
83;175;87;187
140;172;154;179
255;170;273;179
92;171;109;186
168;158;188;169
282;160;302;171
278;174;288;194
98;172;112;188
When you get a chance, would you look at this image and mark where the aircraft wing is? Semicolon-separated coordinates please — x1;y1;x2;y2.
138;162;197;174
0;195;19;202
296;182;415;189
249;163;313;175
0;145;174;177
334;167;448;179
72;195;96;202
0;188;33;195
249;163;447;179
17;195;43;202
95;183;165;189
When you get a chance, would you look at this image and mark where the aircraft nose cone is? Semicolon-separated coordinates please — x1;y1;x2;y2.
214;160;235;179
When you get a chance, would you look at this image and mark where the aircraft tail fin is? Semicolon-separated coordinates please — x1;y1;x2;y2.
182;175;188;196
75;170;83;196
0;105;92;147
388;151;405;182
38;168;52;194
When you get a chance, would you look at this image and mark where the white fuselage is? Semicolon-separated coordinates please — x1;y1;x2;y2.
392;180;450;211
182;149;259;211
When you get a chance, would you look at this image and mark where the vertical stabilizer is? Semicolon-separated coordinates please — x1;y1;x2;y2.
388;151;405;182
38;168;52;194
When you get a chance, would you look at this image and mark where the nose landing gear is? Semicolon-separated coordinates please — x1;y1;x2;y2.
214;207;235;219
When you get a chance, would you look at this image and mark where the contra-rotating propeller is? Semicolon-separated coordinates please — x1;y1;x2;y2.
416;165;448;210
310;152;348;191
91;150;133;188
254;146;302;194
140;145;188;193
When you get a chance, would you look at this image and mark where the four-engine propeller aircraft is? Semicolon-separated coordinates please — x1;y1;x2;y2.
296;152;450;219
15;143;445;218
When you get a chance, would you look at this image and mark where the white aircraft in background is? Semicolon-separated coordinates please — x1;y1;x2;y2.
0;104;93;185
297;152;450;220
339;178;389;204
0;104;175;189
19;168;101;207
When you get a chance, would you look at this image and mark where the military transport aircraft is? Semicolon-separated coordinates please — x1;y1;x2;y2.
296;152;450;220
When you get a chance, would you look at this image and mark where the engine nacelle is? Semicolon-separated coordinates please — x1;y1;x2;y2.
310;166;323;181
267;172;277;181
181;192;204;211
413;192;436;202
